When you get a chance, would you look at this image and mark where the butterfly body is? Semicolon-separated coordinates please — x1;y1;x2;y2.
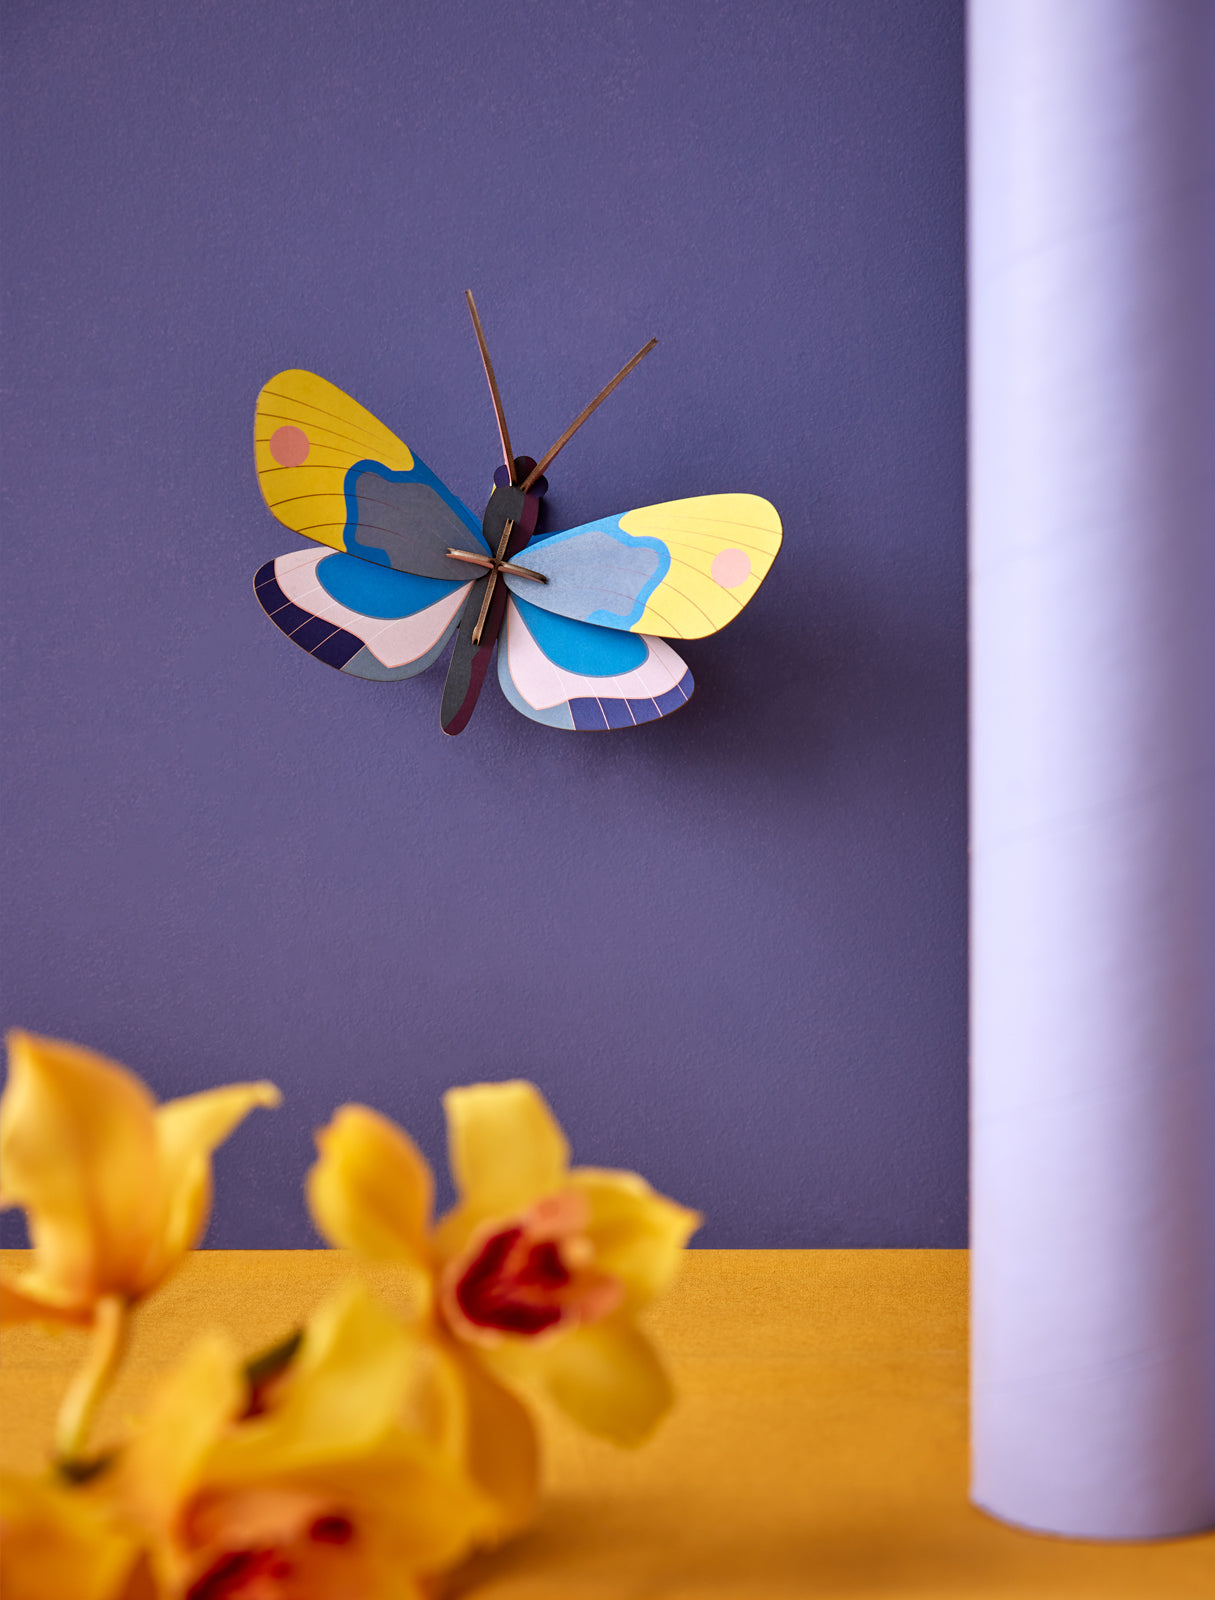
254;362;781;735
439;471;546;733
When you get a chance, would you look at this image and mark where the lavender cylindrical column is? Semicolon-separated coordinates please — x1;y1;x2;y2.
968;0;1215;1540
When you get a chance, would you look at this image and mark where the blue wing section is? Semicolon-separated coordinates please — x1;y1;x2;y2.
498;597;693;731
508;597;649;674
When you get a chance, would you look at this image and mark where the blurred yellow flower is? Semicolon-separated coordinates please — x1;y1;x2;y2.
0;1031;280;1326
308;1081;700;1484
107;1280;491;1600
0;1470;139;1600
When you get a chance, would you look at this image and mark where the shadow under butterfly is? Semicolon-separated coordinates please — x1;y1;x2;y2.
253;294;782;735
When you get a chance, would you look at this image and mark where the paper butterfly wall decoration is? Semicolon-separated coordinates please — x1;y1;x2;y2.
254;294;782;735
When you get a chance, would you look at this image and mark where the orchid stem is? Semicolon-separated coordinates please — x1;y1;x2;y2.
55;1293;129;1464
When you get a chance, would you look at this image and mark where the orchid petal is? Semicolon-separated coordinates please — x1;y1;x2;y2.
0;1033;159;1312
147;1081;281;1283
307;1105;432;1266
571;1167;701;1310
441;1081;569;1229
291;1437;493;1575
113;1291;493;1596
0;1471;137;1600
446;1338;539;1537
0;1280;89;1326
209;1282;414;1481
378;1325;537;1537
113;1332;242;1535
397;1333;468;1462
532;1314;675;1446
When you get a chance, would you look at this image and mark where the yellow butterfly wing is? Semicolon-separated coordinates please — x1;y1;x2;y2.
255;370;418;553
623;494;782;637
502;492;783;639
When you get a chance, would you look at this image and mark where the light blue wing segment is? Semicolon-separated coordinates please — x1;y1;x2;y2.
256;548;471;681
498;597;694;731
502;513;670;630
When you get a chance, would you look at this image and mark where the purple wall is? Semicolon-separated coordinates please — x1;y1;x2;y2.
0;1;966;1247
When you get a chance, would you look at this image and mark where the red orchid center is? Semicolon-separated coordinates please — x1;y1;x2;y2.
185;1513;356;1598
186;1547;294;1599
444;1190;623;1342
455;1224;571;1335
308;1514;354;1545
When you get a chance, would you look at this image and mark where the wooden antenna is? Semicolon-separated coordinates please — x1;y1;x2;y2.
521;338;658;492
465;290;515;482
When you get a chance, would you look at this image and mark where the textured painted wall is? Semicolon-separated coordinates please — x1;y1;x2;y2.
0;0;966;1246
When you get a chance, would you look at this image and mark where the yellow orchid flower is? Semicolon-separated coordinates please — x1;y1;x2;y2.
0;1031;280;1326
0;1470;140;1600
307;1082;701;1474
106;1280;492;1600
307;1103;539;1536
0;1030;280;1462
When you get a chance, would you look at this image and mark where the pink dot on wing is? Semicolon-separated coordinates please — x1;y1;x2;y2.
711;548;751;589
270;425;310;467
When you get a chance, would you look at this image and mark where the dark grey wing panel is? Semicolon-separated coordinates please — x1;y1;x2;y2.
346;470;489;578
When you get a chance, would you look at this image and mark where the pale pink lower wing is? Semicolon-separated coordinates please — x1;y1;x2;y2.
254;549;470;681
497;596;693;731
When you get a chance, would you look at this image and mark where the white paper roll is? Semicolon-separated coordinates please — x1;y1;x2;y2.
968;0;1215;1540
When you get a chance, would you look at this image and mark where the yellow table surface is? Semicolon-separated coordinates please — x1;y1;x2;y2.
2;1249;1211;1597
